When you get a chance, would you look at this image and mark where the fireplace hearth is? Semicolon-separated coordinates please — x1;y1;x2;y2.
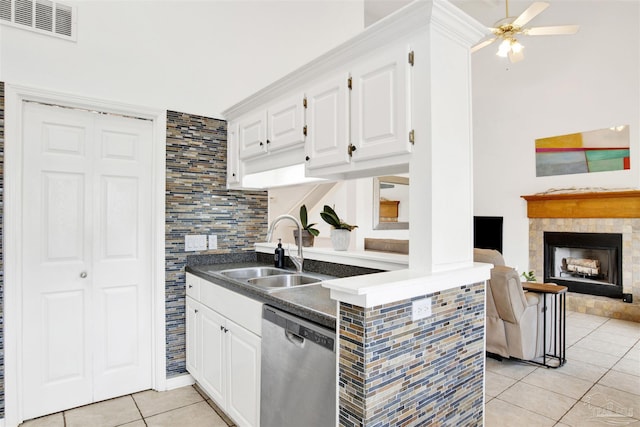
544;232;622;298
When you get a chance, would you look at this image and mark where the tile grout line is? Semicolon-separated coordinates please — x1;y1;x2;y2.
129;393;148;427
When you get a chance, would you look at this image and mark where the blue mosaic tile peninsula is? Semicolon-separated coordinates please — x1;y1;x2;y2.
339;283;485;426
165;110;268;377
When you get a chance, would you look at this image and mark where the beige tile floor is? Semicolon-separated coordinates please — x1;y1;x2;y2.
20;312;639;427
20;385;234;427
485;311;640;427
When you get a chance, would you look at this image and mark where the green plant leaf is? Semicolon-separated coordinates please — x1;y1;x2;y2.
320;211;341;228
300;204;309;227
321;205;357;230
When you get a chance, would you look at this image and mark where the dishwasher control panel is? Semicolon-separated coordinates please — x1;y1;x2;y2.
296;323;334;351
263;305;335;352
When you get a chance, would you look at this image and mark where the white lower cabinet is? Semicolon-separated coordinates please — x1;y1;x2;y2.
186;273;262;427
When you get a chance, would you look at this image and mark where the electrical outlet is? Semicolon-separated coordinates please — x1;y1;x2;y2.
208;235;218;250
412;297;432;321
185;235;207;252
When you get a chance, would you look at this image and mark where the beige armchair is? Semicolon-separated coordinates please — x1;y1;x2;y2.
474;248;545;361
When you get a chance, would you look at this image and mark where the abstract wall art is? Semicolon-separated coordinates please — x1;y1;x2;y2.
535;125;630;177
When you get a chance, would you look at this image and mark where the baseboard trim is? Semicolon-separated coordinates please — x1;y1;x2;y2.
164;373;195;390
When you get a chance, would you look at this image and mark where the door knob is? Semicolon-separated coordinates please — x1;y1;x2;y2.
80;271;88;279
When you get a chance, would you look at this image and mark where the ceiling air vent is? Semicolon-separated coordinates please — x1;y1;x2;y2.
0;0;75;40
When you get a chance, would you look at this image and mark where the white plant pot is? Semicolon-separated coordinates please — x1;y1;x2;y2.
330;229;351;251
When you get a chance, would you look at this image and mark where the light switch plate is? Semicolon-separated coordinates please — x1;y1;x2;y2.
208;235;218;250
412;297;432;321
185;235;207;252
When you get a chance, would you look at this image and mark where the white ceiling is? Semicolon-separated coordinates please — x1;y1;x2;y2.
364;0;576;29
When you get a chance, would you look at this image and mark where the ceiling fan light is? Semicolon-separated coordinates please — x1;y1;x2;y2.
497;39;511;57
511;40;524;53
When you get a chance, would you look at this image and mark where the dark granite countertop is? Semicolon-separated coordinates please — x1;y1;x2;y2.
185;252;383;329
186;262;337;329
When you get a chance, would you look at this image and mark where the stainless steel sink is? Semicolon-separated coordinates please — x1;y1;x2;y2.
216;267;293;280
211;266;328;292
247;274;321;290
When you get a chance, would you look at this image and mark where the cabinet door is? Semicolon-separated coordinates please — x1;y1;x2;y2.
227;121;241;186
200;306;227;408
238;111;267;160
185;297;200;378
305;73;350;170
350;46;411;161
267;93;305;153
226;320;261;427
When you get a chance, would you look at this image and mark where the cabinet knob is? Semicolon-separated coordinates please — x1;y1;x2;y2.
232;173;236;177
305;156;310;161
266;139;270;144
80;271;88;279
195;309;199;313
188;284;193;288
347;144;357;157
259;141;264;146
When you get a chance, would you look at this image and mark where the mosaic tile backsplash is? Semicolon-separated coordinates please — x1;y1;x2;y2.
0;82;5;418
165;110;268;377
338;283;485;426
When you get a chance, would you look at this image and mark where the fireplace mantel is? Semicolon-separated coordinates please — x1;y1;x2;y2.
521;190;640;218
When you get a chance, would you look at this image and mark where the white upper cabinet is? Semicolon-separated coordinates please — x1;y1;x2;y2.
305;73;350;170
267;94;305;152
305;44;413;177
238;111;268;160
350;46;411;161
222;0;486;187
238;93;305;161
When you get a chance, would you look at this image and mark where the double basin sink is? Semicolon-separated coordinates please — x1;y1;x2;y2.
211;266;325;292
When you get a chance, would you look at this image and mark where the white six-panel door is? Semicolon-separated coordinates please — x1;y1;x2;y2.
21;102;153;420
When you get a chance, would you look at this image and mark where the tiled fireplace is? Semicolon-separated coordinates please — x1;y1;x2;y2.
523;191;640;322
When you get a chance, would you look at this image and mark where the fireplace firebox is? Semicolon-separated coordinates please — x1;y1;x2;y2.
544;232;623;298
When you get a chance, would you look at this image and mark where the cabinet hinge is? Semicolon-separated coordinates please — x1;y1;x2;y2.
348;77;352;90
303;97;307;108
409;129;415;144
408;50;415;66
303;125;307;136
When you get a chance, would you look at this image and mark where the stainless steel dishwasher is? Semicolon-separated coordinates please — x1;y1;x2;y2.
260;305;336;427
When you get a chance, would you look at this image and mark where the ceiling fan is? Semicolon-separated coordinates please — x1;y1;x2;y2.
472;0;579;63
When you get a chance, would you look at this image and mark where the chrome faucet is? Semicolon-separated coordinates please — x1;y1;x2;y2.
266;214;304;273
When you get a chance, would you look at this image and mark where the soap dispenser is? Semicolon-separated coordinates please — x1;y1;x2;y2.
274;238;285;268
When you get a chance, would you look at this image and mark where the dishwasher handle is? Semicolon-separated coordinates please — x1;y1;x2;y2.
285;330;305;347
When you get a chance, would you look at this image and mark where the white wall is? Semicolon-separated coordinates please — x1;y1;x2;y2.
470;1;640;271
1;0;364;118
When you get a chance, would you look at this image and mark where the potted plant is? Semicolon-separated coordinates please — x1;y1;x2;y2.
293;204;319;247
320;205;357;251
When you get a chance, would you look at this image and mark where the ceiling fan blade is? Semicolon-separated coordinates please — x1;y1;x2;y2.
524;25;580;36
508;49;525;63
512;2;550;28
471;37;497;53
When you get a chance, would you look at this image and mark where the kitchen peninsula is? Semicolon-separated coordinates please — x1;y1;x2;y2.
221;0;490;425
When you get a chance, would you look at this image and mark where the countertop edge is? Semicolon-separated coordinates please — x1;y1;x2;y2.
323;263;492;308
